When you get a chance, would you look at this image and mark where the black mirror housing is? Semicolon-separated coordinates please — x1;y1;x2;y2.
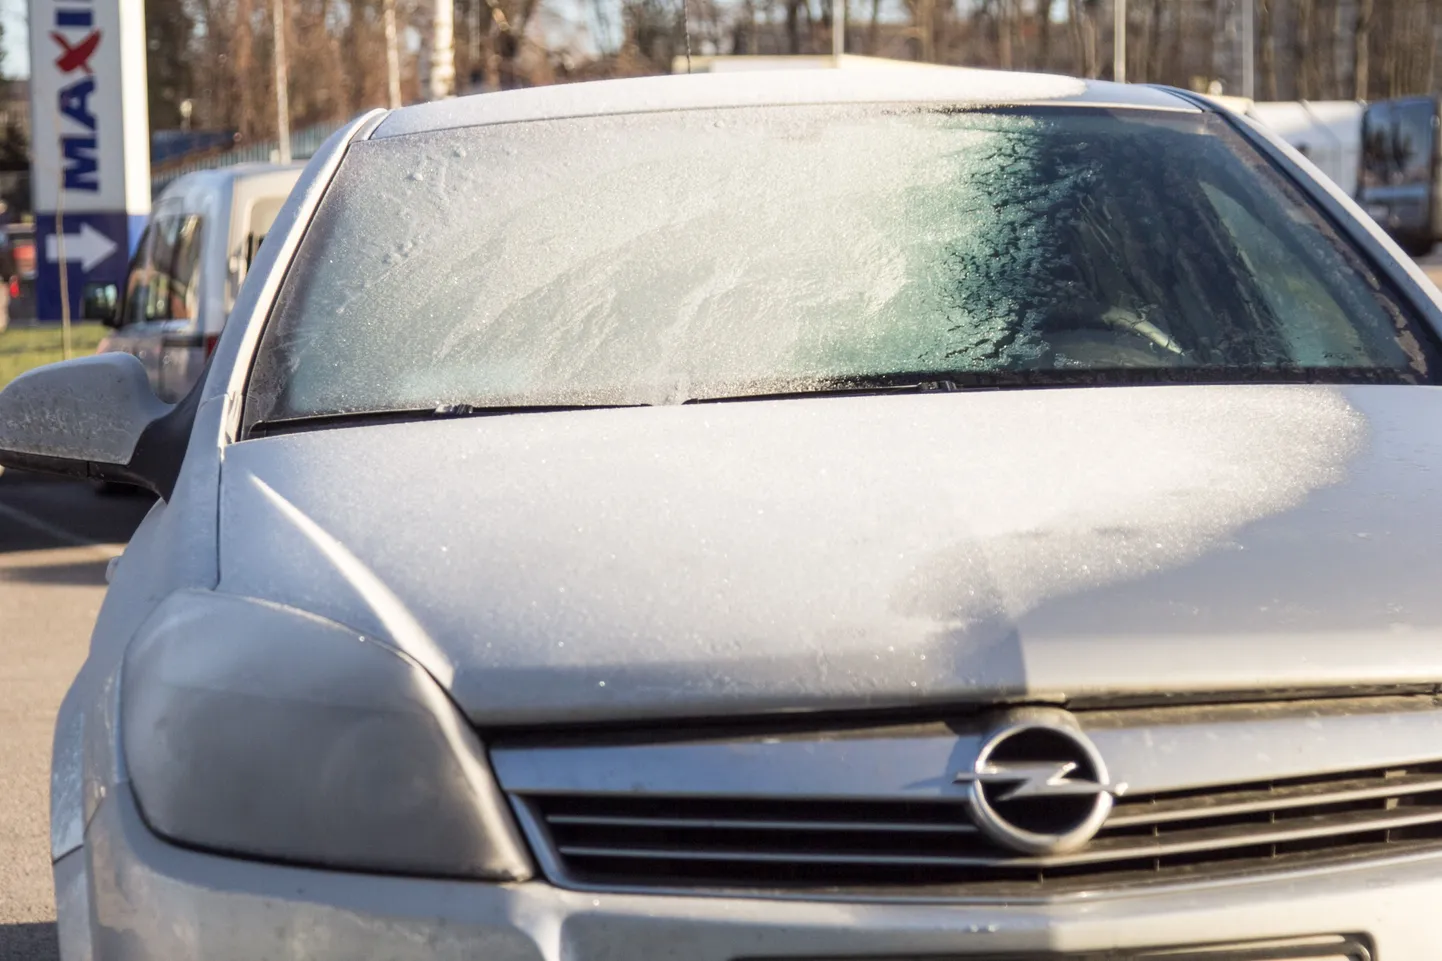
81;282;120;327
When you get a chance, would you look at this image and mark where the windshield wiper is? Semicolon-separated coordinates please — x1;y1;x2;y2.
249;402;647;438
685;365;1431;405
682;377;978;405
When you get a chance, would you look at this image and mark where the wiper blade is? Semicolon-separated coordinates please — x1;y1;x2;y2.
684;366;1431;405
683;378;972;405
250;402;647;437
429;402;649;417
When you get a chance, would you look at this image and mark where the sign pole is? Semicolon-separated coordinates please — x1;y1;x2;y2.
54;136;70;359
1242;0;1255;98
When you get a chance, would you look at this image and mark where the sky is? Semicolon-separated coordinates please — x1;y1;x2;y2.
2;0;28;79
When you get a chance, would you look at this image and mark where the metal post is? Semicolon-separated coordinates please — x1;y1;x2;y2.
54;135;70;360
385;0;403;108
273;0;292;164
832;0;844;62
1113;0;1125;82
1241;0;1255;98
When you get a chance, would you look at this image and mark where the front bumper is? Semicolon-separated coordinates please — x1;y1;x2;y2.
60;787;1442;960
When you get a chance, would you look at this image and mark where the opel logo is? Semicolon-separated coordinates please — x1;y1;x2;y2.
954;710;1120;856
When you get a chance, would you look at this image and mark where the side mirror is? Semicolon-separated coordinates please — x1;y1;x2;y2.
0;353;173;494
81;281;120;327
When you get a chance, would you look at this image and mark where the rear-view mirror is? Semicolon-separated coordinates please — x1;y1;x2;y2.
0;353;172;494
81;281;120;327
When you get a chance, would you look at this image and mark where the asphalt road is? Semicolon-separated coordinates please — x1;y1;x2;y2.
0;471;152;961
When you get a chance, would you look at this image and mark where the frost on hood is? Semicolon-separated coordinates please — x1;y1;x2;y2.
221;385;1371;723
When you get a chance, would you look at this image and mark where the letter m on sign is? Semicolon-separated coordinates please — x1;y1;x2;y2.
61;136;99;191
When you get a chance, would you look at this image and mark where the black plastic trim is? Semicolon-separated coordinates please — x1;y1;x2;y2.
121;371;205;499
160;333;210;349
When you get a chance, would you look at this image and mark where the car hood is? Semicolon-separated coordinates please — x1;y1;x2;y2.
219;385;1442;726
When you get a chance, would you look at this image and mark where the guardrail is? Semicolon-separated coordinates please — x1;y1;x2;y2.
150;121;346;192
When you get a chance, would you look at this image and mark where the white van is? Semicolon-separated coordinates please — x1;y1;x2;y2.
1204;95;1365;198
85;164;303;403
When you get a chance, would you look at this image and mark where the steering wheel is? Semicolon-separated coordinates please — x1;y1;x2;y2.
1039;306;1191;368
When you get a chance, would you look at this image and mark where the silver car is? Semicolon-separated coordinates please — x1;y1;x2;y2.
4;69;1442;961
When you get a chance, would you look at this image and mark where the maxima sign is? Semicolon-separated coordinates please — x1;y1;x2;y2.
28;0;150;322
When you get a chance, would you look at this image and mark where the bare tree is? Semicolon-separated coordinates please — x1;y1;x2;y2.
1355;0;1373;98
1258;0;1276;99
913;0;936;60
140;0;1442;153
1381;0;1399;95
998;0;1014;67
1036;0;1054;69
289;0;346;123
1429;0;1439;92
1069;0;1098;76
1294;0;1314;98
1142;0;1162;82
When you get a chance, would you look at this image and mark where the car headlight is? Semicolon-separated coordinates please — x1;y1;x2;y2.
121;591;532;879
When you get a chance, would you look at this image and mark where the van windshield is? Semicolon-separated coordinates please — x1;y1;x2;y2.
246;105;1437;428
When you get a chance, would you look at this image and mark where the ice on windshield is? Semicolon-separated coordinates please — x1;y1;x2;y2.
248;105;1433;423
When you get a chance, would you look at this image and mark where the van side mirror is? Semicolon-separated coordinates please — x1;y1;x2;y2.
0;353;172;494
81;281;120;327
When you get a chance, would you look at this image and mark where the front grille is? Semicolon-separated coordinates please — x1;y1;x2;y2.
519;760;1442;895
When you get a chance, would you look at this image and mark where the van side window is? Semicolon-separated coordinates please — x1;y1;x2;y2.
143;214;205;321
1362;99;1438;190
121;214;204;326
120;225;154;327
1394;99;1436;187
1361;102;1395;190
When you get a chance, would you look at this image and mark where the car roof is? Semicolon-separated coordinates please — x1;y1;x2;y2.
371;68;1202;140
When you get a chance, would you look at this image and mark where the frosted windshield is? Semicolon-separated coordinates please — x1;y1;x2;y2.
247;105;1435;424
